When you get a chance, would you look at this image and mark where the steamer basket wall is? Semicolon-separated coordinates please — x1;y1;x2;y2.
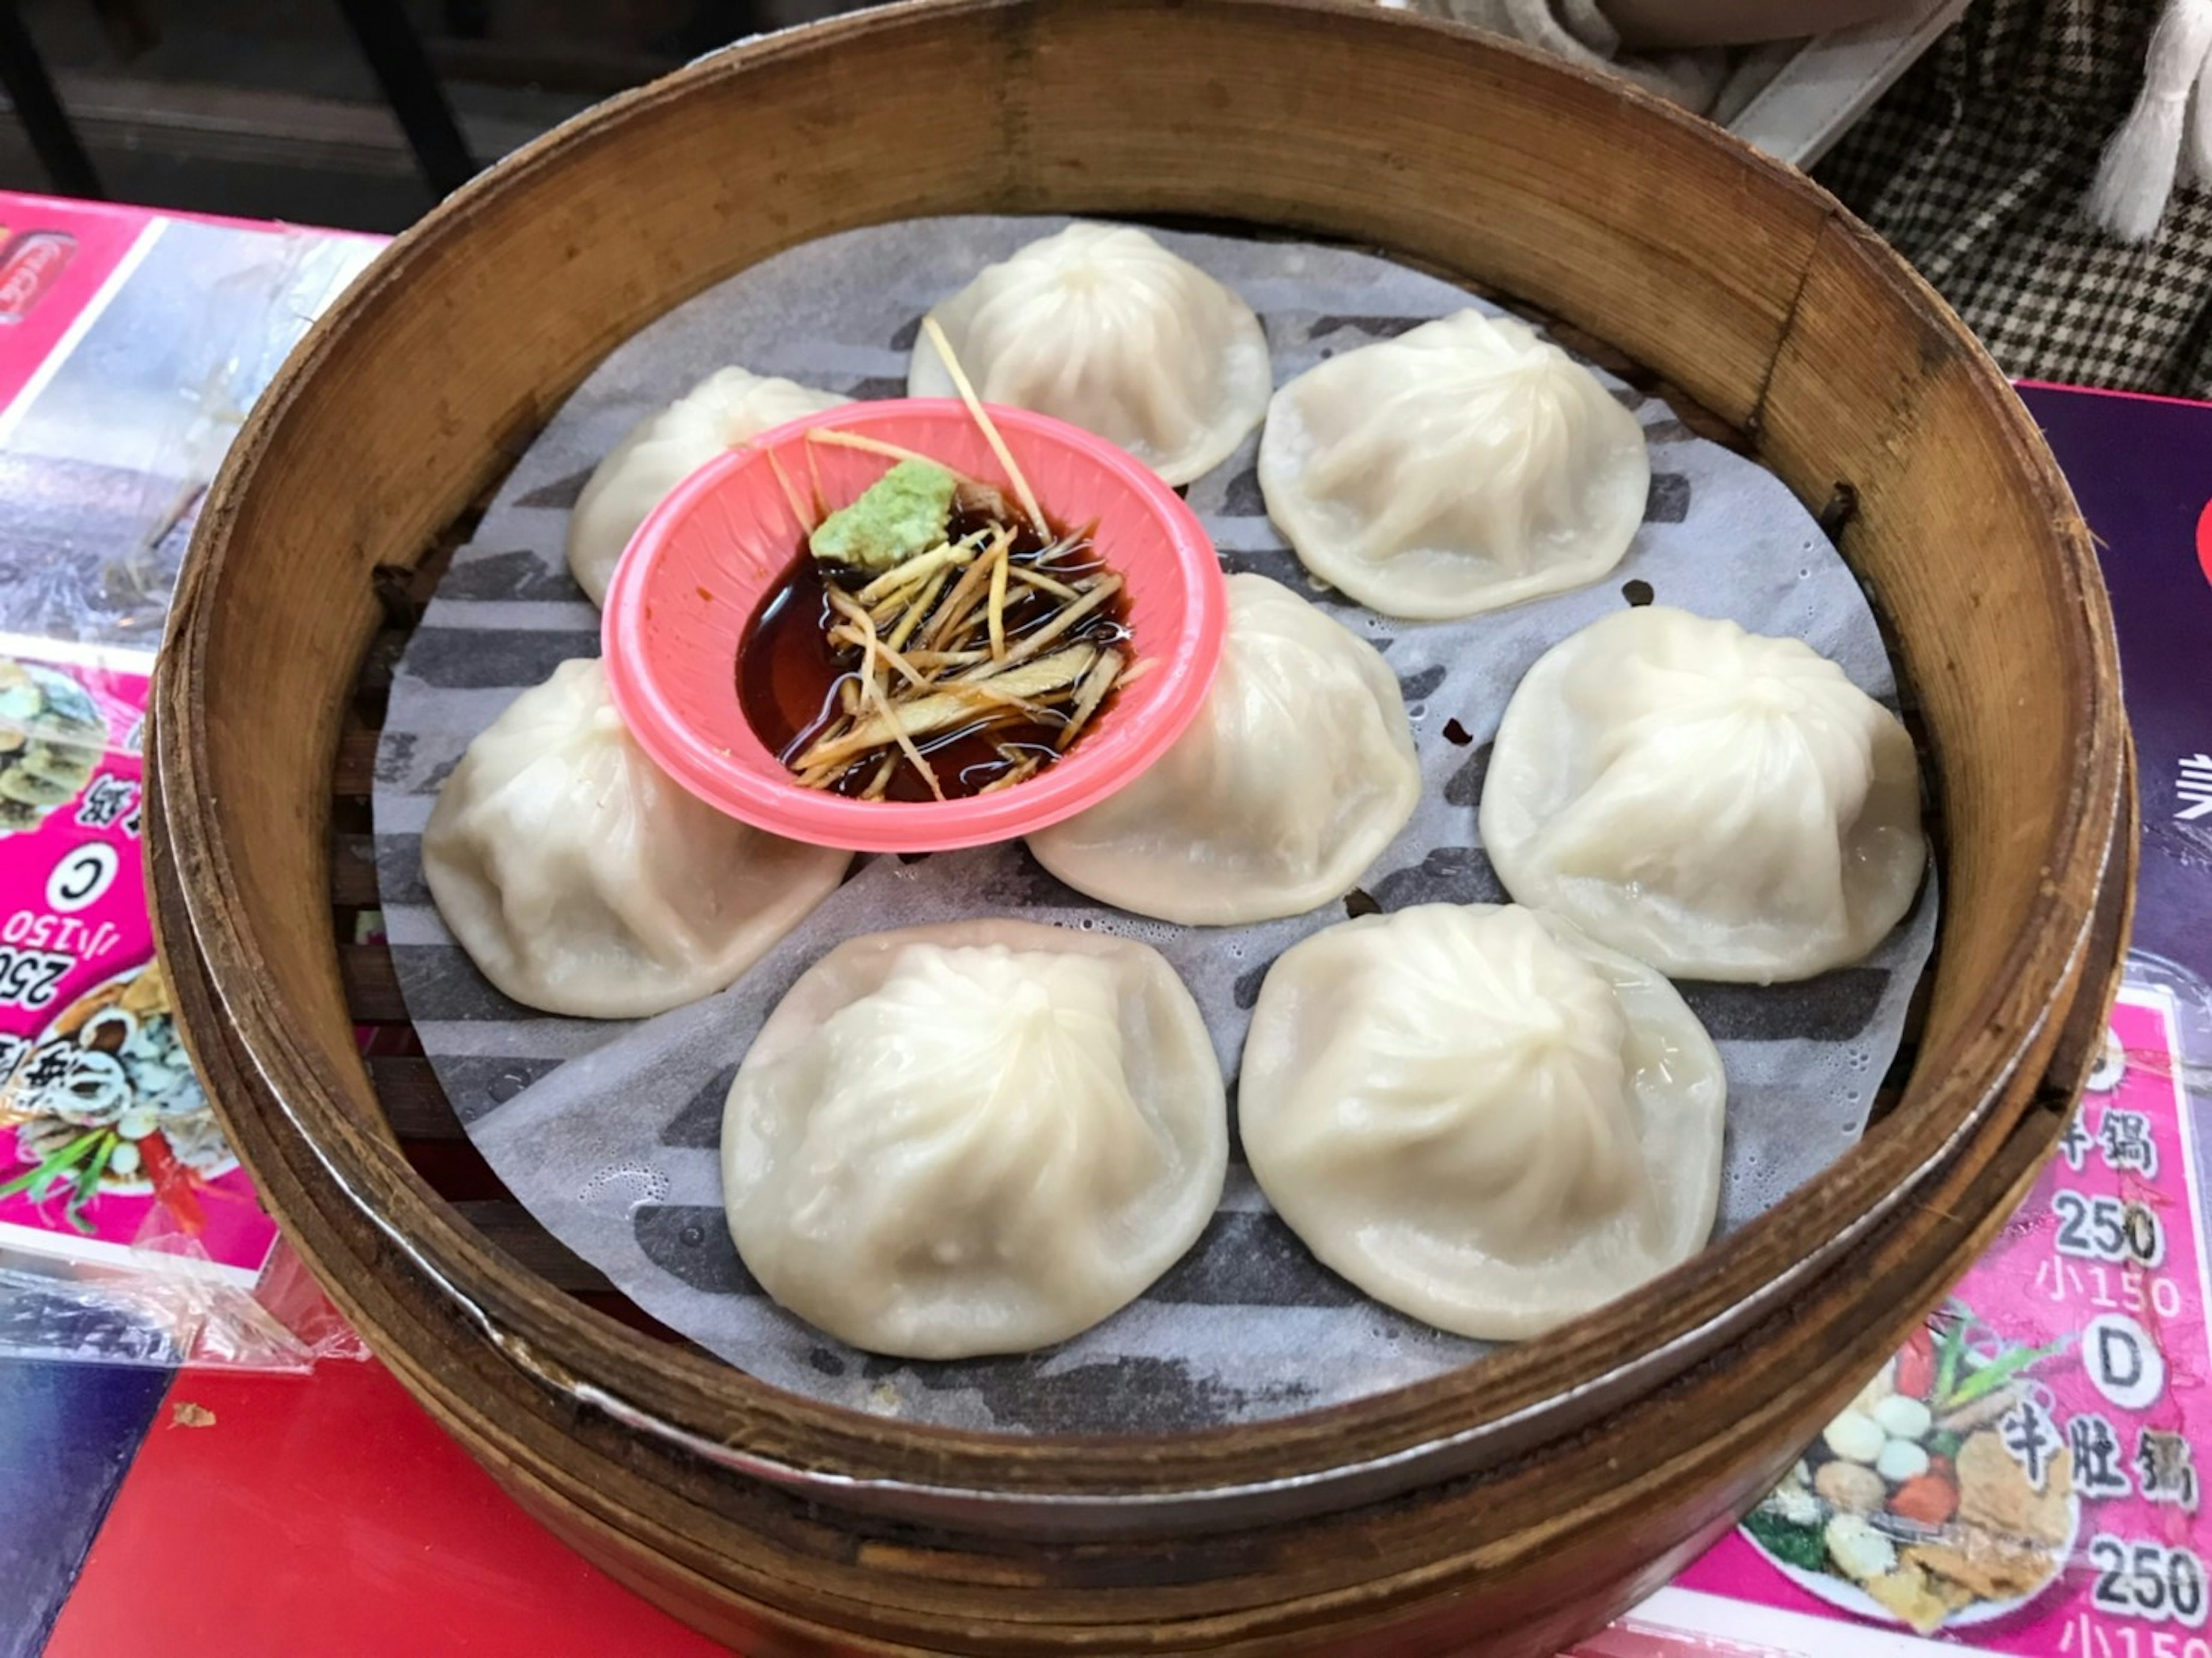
149;3;2133;1652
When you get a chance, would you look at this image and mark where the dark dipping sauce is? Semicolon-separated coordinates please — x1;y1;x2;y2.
737;504;1134;803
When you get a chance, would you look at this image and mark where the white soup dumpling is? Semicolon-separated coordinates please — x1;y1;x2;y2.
1027;573;1420;925
908;222;1271;486
1241;902;1725;1340
422;658;850;1018
721;920;1226;1358
1480;605;1926;983
1259;309;1649;619
566;366;848;605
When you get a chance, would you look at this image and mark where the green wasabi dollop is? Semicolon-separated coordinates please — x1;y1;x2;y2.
809;458;957;572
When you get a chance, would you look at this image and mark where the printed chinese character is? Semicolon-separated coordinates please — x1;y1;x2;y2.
16;1042;75;1098
2099;1106;2159;1178
2181;753;2212;822
2065;1607;2126;1655
120;806;140;840
2069;1412;2134;1499
2139;1430;2200;1512
2002;1399;2062;1493
0;1033;24;1085
2033;1257;2094;1304
72;773;138;832
14;1042;125;1117
2057;1113;2093;1172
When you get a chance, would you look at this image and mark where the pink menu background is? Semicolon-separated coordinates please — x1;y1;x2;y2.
0;196;151;417
0;636;278;1281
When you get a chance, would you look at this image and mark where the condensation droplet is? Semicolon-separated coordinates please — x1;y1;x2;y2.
578;1162;669;1211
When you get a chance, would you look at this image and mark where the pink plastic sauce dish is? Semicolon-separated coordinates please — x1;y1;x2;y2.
600;399;1229;855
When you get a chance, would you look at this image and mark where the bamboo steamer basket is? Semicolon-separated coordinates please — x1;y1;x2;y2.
147;2;2135;1652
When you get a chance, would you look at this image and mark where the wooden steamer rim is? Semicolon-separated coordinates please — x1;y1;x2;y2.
148;0;2131;1635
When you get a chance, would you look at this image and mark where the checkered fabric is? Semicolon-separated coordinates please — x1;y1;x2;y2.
1817;0;2212;397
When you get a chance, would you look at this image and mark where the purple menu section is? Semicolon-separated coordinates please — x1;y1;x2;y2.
2016;384;2212;983
0;1357;168;1658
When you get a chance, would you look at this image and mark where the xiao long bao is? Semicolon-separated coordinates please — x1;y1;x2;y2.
1259;309;1650;619
1240;903;1727;1341
721;920;1228;1359
422;659;850;1018
907;222;1272;487
1026;573;1421;926
1480;606;1928;984
566;366;849;605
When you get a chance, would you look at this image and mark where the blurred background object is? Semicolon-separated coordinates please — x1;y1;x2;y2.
0;0;866;230
1;0;1958;232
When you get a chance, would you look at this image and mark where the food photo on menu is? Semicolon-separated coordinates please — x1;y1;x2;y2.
2;0;2210;1654
0;644;275;1274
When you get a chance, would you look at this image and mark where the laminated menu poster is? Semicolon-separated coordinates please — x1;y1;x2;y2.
0;635;278;1284
0;192;378;1291
1627;384;2212;1655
